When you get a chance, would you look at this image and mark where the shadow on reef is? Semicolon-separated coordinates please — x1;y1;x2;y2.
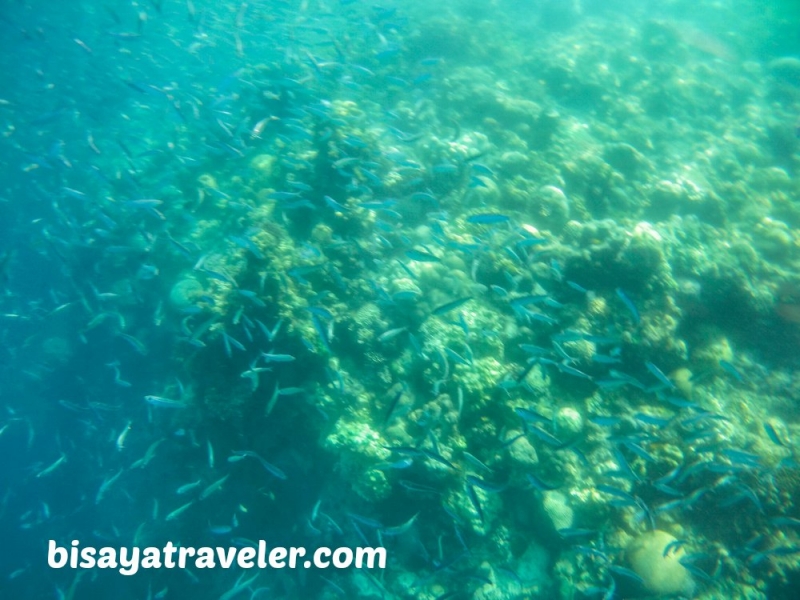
767;568;800;600
677;274;800;369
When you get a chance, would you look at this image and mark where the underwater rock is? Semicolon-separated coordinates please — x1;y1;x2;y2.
520;362;550;394
535;184;571;231
627;530;695;597
517;540;551;590
349;302;388;349
507;432;539;469
553;407;583;440
603;142;648;179
324;420;392;503
542;490;573;531
670;367;693;399
169;276;204;310
768;56;800;87
647;179;707;221
776;281;800;324
751;217;795;262
690;331;734;371
249;153;276;176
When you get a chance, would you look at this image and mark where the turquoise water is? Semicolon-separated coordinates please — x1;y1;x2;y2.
1;1;800;598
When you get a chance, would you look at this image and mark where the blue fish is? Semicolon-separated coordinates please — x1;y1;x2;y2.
589;415;622;427
608;565;645;585
466;213;510;225
465;484;484;522
470;163;495;177
597;484;639;506
519;344;549;355
558;528;597;538
721;448;761;467
466;475;506;493
410;191;437;204
769;516;800;528
663;539;688;557
557;363;592;380
268;191;302;201
432;163;458;175
421;449;458;470
615;288;640;324
592;354;622;364
515;407;551;424
719;360;744;382
463;452;492;474
567;280;588;293
622;441;657;463
645;361;675;389
432;297;473;316
323;195;348;211
634;413;671;427
376;458;414;470
310;314;332;353
307;306;334;320
444;347;471;367
525;473;559;491
764;422;788;447
527;425;563;447
516;237;547;248
405;249;440;262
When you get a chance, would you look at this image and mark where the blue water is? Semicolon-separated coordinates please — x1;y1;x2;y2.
2;1;800;599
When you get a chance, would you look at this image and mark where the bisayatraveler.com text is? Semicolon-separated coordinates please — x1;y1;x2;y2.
48;540;386;575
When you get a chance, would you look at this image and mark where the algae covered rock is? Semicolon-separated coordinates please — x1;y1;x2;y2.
169;276;205;310
541;490;573;532
626;530;695;597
